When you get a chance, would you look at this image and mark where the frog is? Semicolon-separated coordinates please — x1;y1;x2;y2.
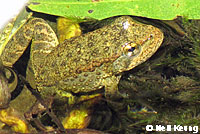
1;16;164;99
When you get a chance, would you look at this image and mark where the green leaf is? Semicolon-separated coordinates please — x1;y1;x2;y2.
28;0;200;20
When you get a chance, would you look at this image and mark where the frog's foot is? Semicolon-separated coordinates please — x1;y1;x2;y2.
0;107;29;133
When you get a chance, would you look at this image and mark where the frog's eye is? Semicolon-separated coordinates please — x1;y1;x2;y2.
122;42;141;57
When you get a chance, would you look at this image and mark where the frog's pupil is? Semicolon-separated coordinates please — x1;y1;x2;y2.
128;47;135;52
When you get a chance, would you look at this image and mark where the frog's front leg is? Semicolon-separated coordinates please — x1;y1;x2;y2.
103;75;121;98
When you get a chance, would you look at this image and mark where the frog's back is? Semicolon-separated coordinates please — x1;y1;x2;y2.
33;17;126;93
32;16;163;93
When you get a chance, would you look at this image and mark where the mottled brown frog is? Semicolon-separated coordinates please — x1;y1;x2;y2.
1;16;164;98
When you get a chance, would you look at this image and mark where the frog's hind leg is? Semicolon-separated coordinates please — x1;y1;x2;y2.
1;18;59;67
1;18;35;67
26;18;59;88
29;18;59;63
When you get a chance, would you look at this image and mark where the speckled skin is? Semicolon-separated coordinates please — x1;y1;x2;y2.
1;16;164;96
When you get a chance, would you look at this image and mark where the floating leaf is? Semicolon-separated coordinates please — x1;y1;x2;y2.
28;0;200;20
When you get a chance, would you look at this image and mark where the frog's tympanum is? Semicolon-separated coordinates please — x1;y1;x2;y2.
1;16;164;98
